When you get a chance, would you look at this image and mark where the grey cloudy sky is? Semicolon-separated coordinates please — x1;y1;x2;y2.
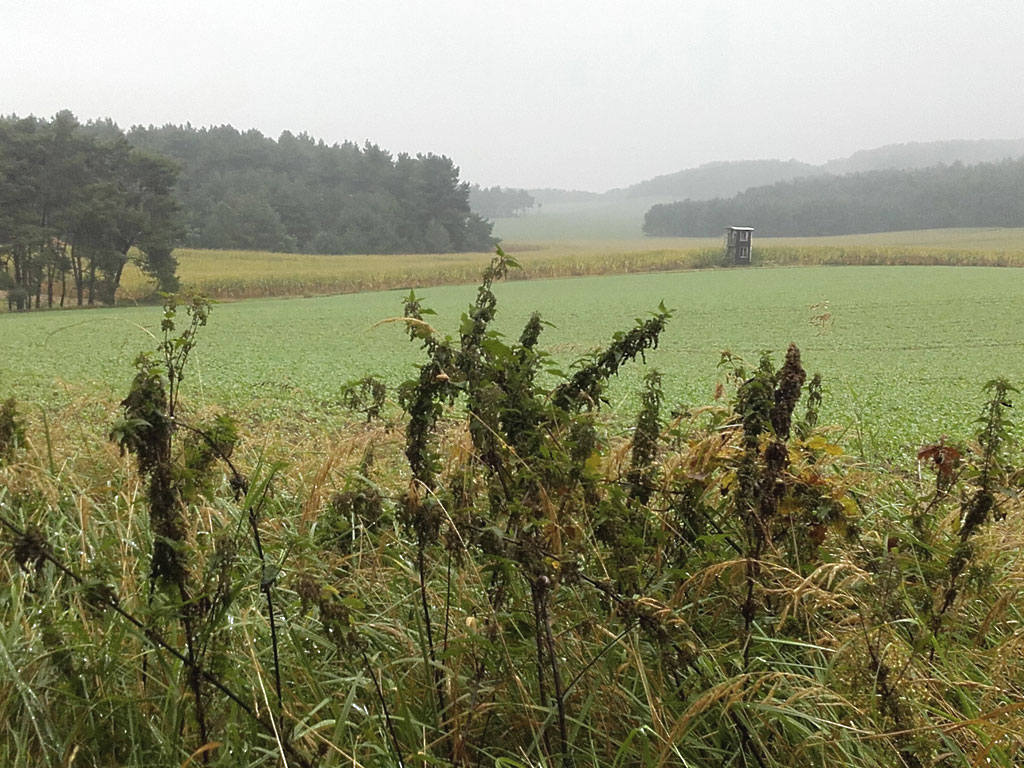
4;1;1023;191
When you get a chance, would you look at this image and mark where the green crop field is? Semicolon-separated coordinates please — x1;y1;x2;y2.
5;264;1023;455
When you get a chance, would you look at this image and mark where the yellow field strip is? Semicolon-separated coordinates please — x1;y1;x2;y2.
115;228;1024;302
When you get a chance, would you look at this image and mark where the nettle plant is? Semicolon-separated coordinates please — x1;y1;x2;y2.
110;294;249;750
835;378;1021;768
393;251;669;762
379;250;871;766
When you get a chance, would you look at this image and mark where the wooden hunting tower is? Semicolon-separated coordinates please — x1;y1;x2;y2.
725;226;754;265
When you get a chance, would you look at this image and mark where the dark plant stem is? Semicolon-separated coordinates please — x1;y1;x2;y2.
443;550;452;659
742;555;758;670
537;577;570;766
562;625;633;699
178;583;210;753
417;540;449;743
248;502;283;723
361;646;407;768
531;581;553;760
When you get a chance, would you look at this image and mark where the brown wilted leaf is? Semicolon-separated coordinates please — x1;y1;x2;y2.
917;441;962;479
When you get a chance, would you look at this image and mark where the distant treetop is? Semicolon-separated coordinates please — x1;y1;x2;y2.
127;123;495;255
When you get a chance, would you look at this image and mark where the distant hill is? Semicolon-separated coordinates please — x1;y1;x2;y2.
487;138;1024;241
525;139;1024;205
611;159;823;200
823;139;1024;175
643;159;1024;237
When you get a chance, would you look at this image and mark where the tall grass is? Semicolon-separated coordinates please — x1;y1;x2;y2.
2;375;1021;766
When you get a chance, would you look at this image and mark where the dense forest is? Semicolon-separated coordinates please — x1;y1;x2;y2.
0;111;181;310
1;112;497;309
643;159;1024;237
127;124;494;255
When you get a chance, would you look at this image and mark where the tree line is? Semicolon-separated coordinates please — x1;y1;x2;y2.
643;159;1024;237
127;124;494;256
0;111;181;310
467;184;535;218
2;112;497;310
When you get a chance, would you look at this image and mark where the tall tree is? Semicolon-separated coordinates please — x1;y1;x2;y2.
128;126;495;254
1;112;182;308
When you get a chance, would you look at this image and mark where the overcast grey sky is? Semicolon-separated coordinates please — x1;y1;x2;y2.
4;1;1023;191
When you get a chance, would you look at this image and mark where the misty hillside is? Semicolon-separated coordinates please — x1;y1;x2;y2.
823;138;1024;175
611;159;823;200
488;138;1024;240
523;138;1024;204
643;159;1024;237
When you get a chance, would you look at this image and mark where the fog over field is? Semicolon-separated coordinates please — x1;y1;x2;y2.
4;1;1023;191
